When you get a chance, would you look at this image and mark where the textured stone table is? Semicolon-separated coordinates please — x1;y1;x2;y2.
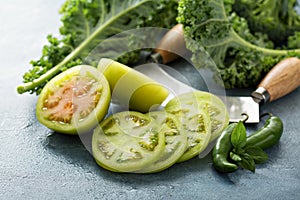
1;1;299;199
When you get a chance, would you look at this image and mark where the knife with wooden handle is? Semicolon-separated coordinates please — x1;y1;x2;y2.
251;57;300;104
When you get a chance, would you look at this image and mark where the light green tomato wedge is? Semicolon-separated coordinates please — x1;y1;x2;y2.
165;97;212;162
92;111;165;172
36;65;111;134
97;58;169;113
166;91;229;142
138;111;187;173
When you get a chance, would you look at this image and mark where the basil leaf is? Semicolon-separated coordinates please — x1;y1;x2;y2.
231;121;247;148
245;146;268;164
232;147;245;155
239;153;256;172
230;152;242;162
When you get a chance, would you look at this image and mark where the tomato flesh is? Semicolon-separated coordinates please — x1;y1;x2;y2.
43;76;100;123
166;91;229;142
92;111;165;172
165;94;212;162
138;111;187;173
36;65;111;134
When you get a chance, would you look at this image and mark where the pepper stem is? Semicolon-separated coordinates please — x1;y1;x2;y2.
241;113;249;123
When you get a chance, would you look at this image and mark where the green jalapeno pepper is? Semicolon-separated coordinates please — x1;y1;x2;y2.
212;123;239;173
246;113;283;150
212;113;283;173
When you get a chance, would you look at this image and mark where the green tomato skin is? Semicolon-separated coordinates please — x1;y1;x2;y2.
246;116;283;150
98;58;169;113
212;123;238;173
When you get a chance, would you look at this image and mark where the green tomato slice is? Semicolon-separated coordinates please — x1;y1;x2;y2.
138;111;187;173
98;58;169;112
166;91;229;142
36;65;111;134
92;111;165;172
165;96;212;162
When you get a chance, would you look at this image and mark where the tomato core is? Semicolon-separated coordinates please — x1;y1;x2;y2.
43;76;101;124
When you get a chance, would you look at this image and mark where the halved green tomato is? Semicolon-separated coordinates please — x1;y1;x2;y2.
166;91;229;142
92;111;165;172
97;58;169;112
138;111;187;173
165;94;212;162
36;65;111;134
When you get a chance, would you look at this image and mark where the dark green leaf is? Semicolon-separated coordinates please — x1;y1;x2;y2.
230;152;242;162
245;146;268;164
177;0;300;89
232;147;245;155
231;121;247;148
18;0;178;95
239;153;256;172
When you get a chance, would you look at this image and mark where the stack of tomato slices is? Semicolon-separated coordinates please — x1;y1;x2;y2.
92;91;229;173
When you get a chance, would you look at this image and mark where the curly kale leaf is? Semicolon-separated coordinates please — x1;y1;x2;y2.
177;0;300;88
232;0;300;47
18;0;178;95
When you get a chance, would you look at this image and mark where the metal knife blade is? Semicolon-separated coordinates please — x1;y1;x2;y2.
134;63;260;123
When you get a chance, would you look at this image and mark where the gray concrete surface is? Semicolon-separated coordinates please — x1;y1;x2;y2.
1;1;299;199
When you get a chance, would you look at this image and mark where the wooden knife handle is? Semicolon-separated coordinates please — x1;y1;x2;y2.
152;24;188;64
252;57;300;104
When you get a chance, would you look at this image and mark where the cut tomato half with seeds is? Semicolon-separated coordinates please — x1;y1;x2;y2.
36;65;111;134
